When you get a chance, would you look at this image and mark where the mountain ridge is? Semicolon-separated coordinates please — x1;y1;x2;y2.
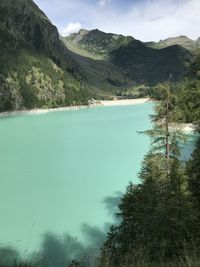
64;29;192;85
66;29;200;52
0;0;195;111
145;35;200;51
0;0;97;111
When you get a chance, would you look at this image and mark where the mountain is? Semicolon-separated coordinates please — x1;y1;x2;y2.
63;30;135;95
0;0;194;111
196;37;200;48
65;29;192;85
145;35;200;52
109;40;192;84
0;0;136;110
0;0;95;111
65;29;134;59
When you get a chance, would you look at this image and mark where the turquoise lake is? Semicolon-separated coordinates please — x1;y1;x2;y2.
0;102;196;258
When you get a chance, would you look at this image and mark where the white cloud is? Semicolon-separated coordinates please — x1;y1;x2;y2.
99;0;110;8
88;0;200;41
60;22;82;36
35;0;200;41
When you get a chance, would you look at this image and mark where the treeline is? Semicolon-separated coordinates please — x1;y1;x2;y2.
100;56;200;266
148;54;200;124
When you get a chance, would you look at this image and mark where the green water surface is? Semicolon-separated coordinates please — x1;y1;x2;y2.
0;103;154;253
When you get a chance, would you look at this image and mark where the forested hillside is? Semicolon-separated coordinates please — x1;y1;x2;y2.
0;0;94;111
109;42;191;84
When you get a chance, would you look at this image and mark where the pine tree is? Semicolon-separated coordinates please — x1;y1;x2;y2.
101;83;197;266
0;71;23;111
186;137;200;249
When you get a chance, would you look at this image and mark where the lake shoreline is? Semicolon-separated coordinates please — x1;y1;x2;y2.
0;98;151;117
0;98;196;133
100;98;151;106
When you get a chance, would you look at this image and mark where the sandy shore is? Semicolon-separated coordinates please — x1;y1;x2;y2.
170;123;196;133
100;98;151;106
0;99;197;134
0;98;151;117
0;105;90;117
180;123;196;133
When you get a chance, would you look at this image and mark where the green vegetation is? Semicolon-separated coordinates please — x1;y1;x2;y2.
147;55;200;124
64;29;133;60
145;36;200;52
67;48;133;98
0;0;197;111
65;29;192;86
0;48;93;111
100;56;200;267
109;42;192;84
1;52;200;267
0;0;96;111
1;0;200;266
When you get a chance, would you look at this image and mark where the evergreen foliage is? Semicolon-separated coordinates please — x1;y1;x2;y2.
100;82;200;266
0;48;93;111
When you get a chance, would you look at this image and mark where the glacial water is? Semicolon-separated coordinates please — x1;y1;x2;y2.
0;103;196;260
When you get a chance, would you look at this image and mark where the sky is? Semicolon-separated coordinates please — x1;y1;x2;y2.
34;0;200;41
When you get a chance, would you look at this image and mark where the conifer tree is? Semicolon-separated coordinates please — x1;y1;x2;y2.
101;83;197;266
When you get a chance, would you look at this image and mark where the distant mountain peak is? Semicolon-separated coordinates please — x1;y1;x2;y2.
77;29;89;36
65;28;134;59
146;34;199;51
